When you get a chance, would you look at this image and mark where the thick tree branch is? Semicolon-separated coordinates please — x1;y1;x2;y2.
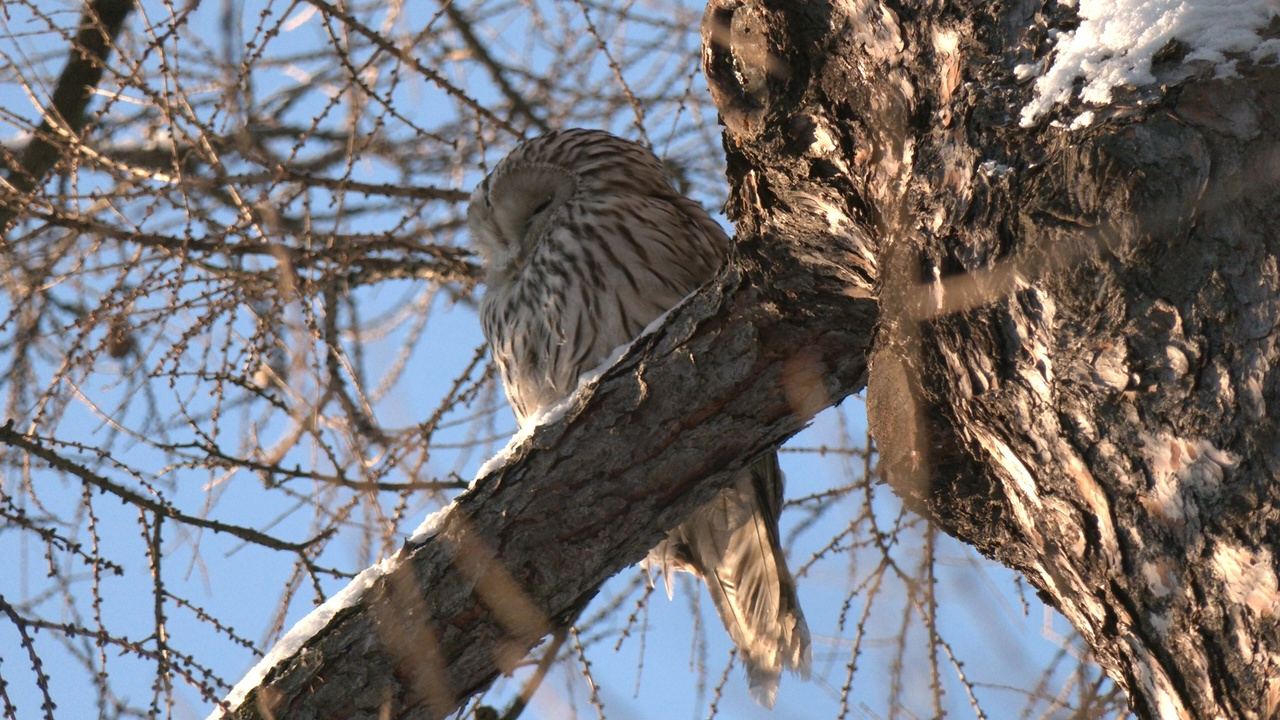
216;251;875;719
214;3;885;718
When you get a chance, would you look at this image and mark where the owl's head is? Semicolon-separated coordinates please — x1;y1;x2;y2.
467;129;681;281
467;160;578;279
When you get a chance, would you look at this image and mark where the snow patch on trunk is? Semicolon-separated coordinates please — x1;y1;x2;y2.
210;553;404;717
1019;0;1280;127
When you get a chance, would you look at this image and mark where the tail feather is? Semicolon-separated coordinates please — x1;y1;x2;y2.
648;453;811;707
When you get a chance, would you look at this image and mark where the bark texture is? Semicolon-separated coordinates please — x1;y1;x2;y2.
220;1;1280;718
219;266;874;720
704;1;1280;718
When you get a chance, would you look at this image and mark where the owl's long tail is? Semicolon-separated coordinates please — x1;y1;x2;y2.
648;454;811;708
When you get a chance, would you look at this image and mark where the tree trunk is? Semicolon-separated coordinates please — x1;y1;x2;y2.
217;1;1280;719
705;1;1279;718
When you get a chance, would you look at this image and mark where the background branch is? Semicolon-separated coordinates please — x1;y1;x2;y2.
0;0;134;234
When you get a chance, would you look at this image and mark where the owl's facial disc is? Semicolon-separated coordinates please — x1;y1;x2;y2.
472;163;577;277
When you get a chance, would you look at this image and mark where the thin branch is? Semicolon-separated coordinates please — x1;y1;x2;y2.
440;1;549;134
303;0;522;138
0;421;329;553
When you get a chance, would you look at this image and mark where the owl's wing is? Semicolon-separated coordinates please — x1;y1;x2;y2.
649;454;812;707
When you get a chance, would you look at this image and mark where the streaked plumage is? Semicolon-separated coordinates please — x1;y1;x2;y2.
468;128;810;706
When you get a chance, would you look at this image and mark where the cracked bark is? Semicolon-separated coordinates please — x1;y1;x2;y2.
787;1;1277;717
218;1;1280;719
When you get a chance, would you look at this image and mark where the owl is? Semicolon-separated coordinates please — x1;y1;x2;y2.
468;128;810;707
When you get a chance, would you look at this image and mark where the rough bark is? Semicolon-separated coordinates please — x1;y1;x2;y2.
702;1;1279;718
218;1;1280;718
218;261;874;719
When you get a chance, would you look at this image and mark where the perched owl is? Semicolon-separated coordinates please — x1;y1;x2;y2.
468;128;810;707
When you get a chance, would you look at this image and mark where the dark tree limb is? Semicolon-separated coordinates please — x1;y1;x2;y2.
217;251;875;719
0;0;135;234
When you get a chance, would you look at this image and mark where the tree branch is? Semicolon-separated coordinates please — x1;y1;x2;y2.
0;422;330;554
0;0;135;234
214;247;875;719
